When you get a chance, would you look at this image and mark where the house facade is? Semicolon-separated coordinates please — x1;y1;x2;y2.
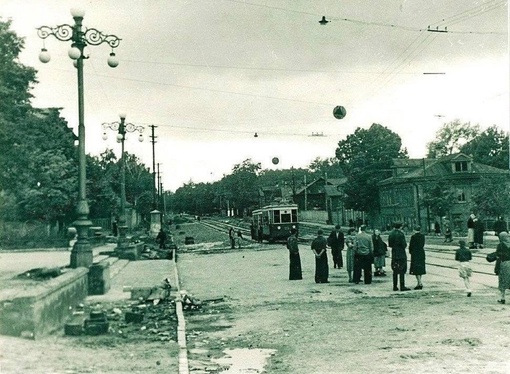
378;153;510;233
293;177;365;226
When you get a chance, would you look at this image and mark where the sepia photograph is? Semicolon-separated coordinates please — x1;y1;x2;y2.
0;1;509;373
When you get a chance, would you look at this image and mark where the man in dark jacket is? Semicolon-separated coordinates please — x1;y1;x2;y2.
327;225;345;269
388;223;411;291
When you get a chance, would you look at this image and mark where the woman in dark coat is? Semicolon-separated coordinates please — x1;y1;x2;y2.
473;218;484;249
286;229;302;280
311;229;329;283
409;226;426;290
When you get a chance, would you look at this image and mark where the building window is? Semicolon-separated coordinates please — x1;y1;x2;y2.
454;161;468;172
456;188;466;202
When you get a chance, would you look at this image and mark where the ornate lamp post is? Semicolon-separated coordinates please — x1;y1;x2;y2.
37;8;121;268
102;114;144;251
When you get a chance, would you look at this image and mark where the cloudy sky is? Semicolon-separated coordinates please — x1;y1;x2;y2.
3;0;508;191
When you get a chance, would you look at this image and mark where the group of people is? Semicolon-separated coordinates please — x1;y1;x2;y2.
286;223;427;292
285;220;510;304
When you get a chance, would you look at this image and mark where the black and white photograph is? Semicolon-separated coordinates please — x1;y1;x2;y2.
0;1;509;373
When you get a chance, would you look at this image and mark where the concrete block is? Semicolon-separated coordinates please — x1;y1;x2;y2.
0;268;89;339
88;262;111;295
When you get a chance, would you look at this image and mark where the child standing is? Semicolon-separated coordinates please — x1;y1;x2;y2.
455;240;473;297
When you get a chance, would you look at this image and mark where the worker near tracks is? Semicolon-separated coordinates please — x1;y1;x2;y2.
228;227;236;249
156;228;168;249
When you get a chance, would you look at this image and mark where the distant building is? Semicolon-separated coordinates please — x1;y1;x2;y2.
293;177;364;226
378;153;510;232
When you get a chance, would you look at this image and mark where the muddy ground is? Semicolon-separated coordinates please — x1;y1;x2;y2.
1;221;509;373
176;222;510;374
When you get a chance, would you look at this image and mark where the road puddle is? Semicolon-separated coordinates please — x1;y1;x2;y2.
213;348;276;373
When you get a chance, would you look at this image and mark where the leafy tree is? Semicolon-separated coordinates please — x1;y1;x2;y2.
87;150;118;219
460;125;509;170
420;181;457;219
0;108;77;224
307;157;343;180
220;159;261;216
426;120;480;158
335;123;407;217
0;18;37;122
471;176;510;218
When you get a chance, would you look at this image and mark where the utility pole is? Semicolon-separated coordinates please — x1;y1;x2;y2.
149;125;158;210
157;162;161;210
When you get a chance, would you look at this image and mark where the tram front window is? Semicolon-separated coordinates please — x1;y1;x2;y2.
281;212;291;223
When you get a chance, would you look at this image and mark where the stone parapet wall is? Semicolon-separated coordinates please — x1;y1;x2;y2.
0;268;89;339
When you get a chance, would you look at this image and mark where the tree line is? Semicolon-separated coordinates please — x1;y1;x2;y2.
1;19;509;232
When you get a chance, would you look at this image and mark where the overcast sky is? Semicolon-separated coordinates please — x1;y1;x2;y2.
3;0;508;191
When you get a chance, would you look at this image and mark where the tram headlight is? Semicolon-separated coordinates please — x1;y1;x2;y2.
292;225;296;229
277;226;281;230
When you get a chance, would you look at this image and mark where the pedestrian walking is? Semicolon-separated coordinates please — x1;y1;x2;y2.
388;222;411;291
353;225;374;285
444;222;453;243
455;240;473;297
434;221;441;236
286;229;302;280
235;230;244;248
467;214;476;249
493;216;508;237
345;228;356;282
228;227;235;249
372;229;387;276
409;226;426;290
495;232;510;304
474;216;484;249
311;229;329;283
327;225;345;269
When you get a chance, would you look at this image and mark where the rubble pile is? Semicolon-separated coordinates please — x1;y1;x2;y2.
65;279;178;343
140;245;174;260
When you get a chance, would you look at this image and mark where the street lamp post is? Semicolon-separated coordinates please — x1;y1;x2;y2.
102;115;144;252
37;8;121;268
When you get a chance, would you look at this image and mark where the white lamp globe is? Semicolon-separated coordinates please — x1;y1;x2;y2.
102;132;108;141
39;48;51;63
68;46;81;60
116;133;124;142
70;8;85;18
119;113;127;120
138;134;144;142
107;53;119;68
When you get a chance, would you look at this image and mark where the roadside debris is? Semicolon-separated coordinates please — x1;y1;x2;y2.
140;244;174;260
16;267;63;280
65;279;176;340
180;290;202;311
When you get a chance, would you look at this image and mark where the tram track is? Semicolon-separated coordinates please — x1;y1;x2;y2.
198;218;499;277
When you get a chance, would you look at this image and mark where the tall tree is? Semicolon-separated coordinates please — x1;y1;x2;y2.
420;180;457;220
471;176;510;218
460;125;509;170
335;123;407;217
221;159;261;216
426;120;480;158
0;18;37;122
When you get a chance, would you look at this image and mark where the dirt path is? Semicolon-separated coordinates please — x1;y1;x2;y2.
176;223;510;373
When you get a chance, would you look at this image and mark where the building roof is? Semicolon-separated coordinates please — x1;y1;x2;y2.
295;177;347;196
380;153;509;186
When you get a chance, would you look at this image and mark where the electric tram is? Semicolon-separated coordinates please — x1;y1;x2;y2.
251;203;298;243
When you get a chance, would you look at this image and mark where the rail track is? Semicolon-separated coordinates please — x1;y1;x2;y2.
198;217;499;279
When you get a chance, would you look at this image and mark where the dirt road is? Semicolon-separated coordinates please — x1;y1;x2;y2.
176;222;510;373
